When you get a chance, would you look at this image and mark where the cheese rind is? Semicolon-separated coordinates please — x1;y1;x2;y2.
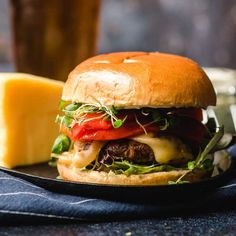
0;73;64;168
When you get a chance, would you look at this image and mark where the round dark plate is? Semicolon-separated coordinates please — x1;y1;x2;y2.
0;158;235;202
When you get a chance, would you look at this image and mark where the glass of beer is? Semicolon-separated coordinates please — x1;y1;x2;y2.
10;0;100;81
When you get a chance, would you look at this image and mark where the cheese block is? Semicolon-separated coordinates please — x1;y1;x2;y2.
0;73;64;168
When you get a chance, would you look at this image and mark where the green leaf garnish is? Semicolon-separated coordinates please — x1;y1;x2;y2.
111;105;118;115
51;134;71;154
59;100;70;110
58;104;176;132
62;102;126;129
113;116;128;129
113;119;124;128
107;160;176;176
195;126;224;164
55;115;74;128
187;161;196;170
199;159;213;171
64;103;81;112
170;126;224;185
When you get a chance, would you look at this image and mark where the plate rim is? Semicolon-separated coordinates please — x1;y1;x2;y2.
0;156;234;189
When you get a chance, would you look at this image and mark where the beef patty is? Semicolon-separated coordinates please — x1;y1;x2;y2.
99;139;155;164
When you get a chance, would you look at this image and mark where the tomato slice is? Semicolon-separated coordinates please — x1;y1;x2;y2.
170;108;203;122
160;115;207;143
63;108;206;143
71;121;159;141
80;113;112;130
68;116;207;143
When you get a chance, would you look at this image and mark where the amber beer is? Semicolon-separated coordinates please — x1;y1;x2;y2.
10;0;100;81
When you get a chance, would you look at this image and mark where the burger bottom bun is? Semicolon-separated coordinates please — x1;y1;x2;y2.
57;160;208;186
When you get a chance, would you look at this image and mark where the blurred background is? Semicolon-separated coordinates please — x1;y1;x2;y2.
1;0;236;72
0;0;236;132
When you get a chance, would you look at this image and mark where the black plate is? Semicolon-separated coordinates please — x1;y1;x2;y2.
0;158;235;202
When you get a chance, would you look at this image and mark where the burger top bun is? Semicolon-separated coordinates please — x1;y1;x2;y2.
62;52;216;108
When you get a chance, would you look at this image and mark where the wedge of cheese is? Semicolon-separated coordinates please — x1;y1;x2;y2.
0;73;64;168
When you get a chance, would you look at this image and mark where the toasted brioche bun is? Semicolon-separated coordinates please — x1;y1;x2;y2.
62;52;216;108
57;158;207;186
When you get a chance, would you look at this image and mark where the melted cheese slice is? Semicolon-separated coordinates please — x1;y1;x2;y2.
131;134;193;164
60;134;193;168
0;73;64;168
58;141;106;168
73;141;106;168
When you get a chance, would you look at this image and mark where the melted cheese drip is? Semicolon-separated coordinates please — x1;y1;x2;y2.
72;141;106;168
131;133;193;164
60;134;193;168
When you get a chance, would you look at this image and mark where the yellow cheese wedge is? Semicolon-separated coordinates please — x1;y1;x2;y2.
0;73;64;168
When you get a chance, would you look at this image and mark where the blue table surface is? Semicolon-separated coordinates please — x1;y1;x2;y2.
1;210;236;235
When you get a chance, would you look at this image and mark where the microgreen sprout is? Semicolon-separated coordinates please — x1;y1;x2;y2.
113;116;127;128
57;101;171;132
63;102;127;129
106;160;176;176
169;126;224;185
134;114;148;134
59;100;70;110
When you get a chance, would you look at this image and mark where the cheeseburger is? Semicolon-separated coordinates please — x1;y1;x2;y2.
51;52;225;185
